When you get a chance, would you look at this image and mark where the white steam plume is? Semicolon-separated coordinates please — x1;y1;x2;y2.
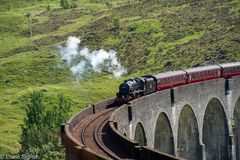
59;36;127;79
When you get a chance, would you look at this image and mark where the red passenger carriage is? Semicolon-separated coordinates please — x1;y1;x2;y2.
154;71;187;91
185;65;221;84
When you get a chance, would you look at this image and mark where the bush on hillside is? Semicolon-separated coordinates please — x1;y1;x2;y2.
60;0;78;9
60;0;69;9
113;18;120;29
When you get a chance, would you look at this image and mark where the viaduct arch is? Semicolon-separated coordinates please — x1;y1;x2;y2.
178;105;200;160
134;122;147;146
154;112;174;155
234;98;240;160
203;98;229;160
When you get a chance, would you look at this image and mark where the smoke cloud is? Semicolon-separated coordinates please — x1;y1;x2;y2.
59;36;127;79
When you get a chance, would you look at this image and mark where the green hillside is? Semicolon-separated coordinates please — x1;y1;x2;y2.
0;0;239;155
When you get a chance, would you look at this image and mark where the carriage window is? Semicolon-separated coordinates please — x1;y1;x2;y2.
209;71;212;76
195;73;198;78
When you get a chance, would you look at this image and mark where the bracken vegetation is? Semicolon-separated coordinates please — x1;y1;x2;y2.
0;0;239;157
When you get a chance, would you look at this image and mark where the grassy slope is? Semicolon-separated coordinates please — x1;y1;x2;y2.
0;0;239;154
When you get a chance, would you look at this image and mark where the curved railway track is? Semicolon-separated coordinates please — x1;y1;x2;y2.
68;102;182;160
72;107;131;159
93;113;119;159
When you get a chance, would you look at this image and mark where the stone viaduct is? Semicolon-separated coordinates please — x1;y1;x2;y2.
114;76;240;160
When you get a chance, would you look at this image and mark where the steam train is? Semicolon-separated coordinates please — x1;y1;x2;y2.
115;62;240;103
